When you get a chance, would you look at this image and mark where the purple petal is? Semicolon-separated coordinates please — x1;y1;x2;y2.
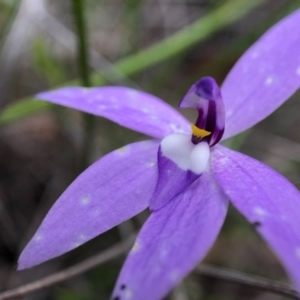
18;140;159;269
112;171;228;300
212;145;300;292
222;9;300;139
37;87;190;139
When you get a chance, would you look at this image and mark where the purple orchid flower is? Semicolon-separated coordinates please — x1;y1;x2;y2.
18;8;300;300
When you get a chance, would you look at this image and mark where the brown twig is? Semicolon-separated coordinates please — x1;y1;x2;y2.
196;264;300;299
0;235;135;300
0;237;299;300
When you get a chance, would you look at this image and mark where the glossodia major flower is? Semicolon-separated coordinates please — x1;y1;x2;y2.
18;8;300;300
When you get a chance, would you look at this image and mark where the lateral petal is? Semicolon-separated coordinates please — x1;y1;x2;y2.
112;171;228;300
222;9;300;139
37;86;190;139
212;145;300;292
18;140;159;269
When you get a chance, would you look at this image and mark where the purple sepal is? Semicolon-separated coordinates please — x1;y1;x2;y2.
112;171;228;300
179;77;225;146
18;140;159;269
37;86;190;139
149;146;200;211
222;8;300;139
212;145;300;292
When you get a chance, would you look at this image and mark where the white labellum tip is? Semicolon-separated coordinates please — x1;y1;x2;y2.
160;133;210;174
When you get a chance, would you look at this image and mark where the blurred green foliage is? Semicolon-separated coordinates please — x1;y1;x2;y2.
31;37;66;86
0;0;264;126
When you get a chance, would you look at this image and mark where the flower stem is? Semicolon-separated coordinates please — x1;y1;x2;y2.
71;0;95;169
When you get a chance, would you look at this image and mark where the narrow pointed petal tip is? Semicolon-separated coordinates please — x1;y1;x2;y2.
18;140;159;270
222;8;300;139
36;86;190;139
212;145;300;292
112;171;228;300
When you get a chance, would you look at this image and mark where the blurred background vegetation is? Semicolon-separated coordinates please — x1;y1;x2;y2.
0;0;300;299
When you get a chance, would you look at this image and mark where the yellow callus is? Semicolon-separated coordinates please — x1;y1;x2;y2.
191;124;211;139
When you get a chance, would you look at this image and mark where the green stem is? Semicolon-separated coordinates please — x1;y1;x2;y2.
72;0;90;87
71;0;95;169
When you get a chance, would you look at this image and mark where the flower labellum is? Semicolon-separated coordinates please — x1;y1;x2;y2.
150;77;222;211
18;8;300;300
